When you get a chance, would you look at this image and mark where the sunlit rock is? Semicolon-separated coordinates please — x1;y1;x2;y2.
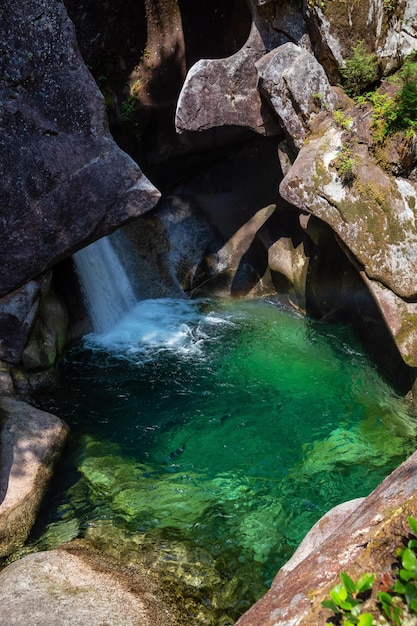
280;115;417;364
306;0;417;83
235;450;417;625
175;0;310;137
0;548;180;626
256;42;337;149
0;397;68;558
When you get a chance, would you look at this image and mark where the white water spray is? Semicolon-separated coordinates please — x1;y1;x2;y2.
73;236;137;334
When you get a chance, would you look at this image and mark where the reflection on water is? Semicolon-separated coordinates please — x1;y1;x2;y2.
28;297;417;624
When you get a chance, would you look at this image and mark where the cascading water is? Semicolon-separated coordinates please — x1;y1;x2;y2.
28;237;417;625
72;235;136;334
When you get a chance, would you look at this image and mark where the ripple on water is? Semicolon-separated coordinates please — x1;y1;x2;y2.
28;297;417;624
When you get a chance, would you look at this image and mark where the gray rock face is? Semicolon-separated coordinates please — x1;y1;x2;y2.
0;0;160;298
175;0;310;137
279;117;417;366
306;0;417;82
175;25;278;136
0;397;69;558
0;548;181;625
256;42;337;149
0;275;51;365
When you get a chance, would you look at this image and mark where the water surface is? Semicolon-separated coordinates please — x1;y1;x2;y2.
30;297;417;624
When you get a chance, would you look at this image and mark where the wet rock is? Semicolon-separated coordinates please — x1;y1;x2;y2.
235;450;417;625
0;397;69;558
0;548;181;626
0;0;160;298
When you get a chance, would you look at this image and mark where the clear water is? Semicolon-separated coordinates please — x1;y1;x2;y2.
29;297;417;624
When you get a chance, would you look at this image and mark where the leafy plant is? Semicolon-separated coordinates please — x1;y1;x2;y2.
340;41;378;97
377;516;417;625
356;58;417;143
322;517;417;626
322;572;375;625
333;143;356;185
120;95;139;122
333;109;353;130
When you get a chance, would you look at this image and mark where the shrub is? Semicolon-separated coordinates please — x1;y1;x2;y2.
341;41;379;97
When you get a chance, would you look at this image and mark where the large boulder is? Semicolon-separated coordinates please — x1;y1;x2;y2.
175;0;310;137
279;113;417;365
0;547;182;625
0;0;160;298
0;397;69;558
256;42;337;150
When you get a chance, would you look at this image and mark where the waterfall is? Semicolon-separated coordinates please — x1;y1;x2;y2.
73;235;137;334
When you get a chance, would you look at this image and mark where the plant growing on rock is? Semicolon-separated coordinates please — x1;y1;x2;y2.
340;41;378;97
322;517;417;625
321;571;375;625
378;516;417;624
333;143;356;185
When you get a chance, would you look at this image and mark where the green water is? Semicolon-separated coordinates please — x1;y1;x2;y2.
29;297;417;624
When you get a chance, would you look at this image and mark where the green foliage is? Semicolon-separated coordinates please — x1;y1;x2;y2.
322;518;417;625
120;95;139;122
341;41;378;97
333;109;353;130
333;143;356;185
321;572;375;625
383;0;396;16
356;58;417;144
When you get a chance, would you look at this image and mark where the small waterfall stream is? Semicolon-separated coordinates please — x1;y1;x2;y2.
73;235;137;334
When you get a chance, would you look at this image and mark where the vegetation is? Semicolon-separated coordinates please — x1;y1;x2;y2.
321;571;375;625
356;56;417;143
333;143;356;185
340;41;378;97
322;517;417;625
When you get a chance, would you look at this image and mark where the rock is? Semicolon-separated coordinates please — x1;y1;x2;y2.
279;116;417;347
359;270;417;368
256;42;337;149
22;285;68;372
0;275;51;365
235;449;417;625
280;498;365;574
0;547;181;625
175;0;310;138
124;194;222;296
0;0;160;298
175;25;278;136
0;397;69;558
306;0;417;83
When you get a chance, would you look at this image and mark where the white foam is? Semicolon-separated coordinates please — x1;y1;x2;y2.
83;298;235;362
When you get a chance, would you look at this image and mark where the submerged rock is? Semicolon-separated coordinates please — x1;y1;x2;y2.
0;547;182;626
235;449;417;625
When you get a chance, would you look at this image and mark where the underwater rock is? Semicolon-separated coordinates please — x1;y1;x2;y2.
0;547;181;626
235;449;417;625
0;397;69;558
